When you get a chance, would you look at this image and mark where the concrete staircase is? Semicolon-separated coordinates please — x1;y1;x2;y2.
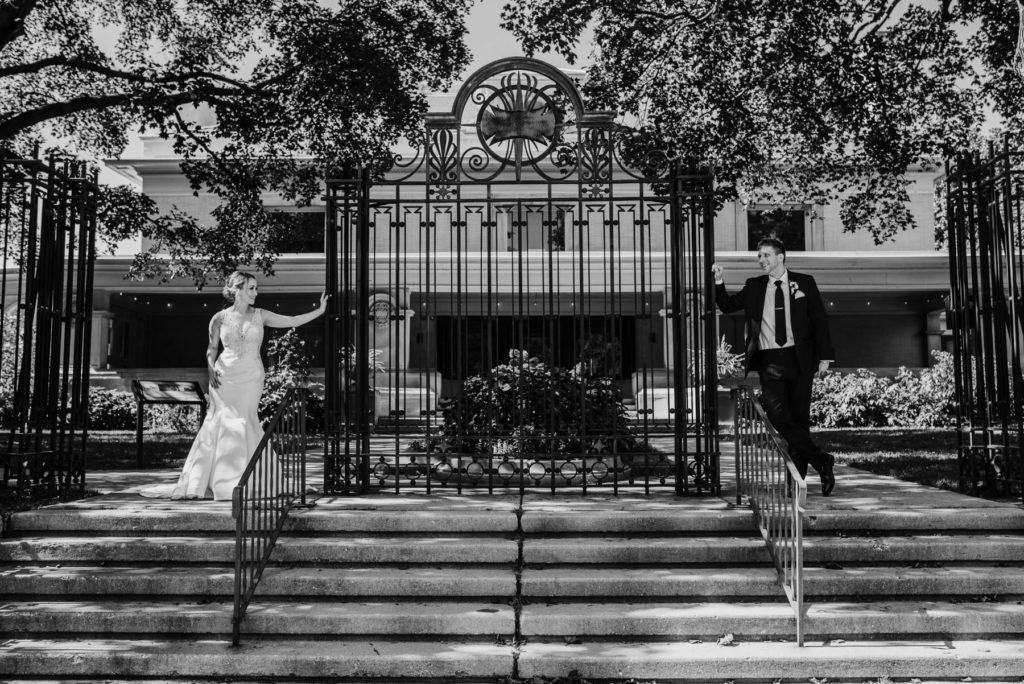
2;473;1024;681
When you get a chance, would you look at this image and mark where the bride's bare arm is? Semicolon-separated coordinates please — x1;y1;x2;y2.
207;312;223;388
261;292;329;328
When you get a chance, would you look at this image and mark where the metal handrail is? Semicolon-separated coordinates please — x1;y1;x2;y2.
733;385;806;646
231;387;310;646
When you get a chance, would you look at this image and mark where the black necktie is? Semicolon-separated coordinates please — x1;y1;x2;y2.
774;280;787;346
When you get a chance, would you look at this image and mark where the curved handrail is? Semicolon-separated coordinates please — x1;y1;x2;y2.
733;384;806;646
231;387;309;646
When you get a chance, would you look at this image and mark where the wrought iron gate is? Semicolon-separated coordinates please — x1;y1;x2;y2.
1;150;97;498
945;138;1024;500
324;58;718;495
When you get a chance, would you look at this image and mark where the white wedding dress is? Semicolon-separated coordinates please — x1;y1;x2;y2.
141;308;266;501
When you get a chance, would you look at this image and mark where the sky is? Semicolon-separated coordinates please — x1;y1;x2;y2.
463;0;590;75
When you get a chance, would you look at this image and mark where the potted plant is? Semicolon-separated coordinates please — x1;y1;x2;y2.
685;335;745;426
714;335;745;424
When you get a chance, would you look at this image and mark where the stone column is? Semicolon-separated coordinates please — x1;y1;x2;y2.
368;293;416;371
658;308;674;369
90;311;114;369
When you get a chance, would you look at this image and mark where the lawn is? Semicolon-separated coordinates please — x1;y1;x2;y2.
87;430;195;469
816;426;1022;502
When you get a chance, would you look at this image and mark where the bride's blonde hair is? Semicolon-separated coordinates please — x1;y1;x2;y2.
222;271;257;304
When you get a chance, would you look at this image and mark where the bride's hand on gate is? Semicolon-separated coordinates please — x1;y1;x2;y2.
317;291;329;313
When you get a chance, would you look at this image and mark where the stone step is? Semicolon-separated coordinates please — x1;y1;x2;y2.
24;500;1023;536
0;638;513;680
518;505;1024;534
802;534;1024;563
5;681;1019;684
523;534;1024;565
521;600;1024;638
516;638;1024;680
520;507;756;533
523;566;782;598
0;565;517;597
7;501;519;534
522;565;1024;598
16;636;1011;681
0;535;518;564
804;564;1024;597
0;565;516;593
523;536;770;564
0;600;515;636
8;562;1019;602
803;507;1024;533
17;501;1022;536
6;598;1017;641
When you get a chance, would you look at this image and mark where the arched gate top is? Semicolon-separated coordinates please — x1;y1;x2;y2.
433;57;613;126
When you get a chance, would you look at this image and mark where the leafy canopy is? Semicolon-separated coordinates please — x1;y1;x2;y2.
0;0;472;286
502;0;1018;243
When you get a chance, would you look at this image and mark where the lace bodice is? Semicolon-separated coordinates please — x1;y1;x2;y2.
219;308;263;359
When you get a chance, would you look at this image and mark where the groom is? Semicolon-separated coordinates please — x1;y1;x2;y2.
712;237;837;495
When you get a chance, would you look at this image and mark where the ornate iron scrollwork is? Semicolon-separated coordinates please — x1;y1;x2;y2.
428;128;459;184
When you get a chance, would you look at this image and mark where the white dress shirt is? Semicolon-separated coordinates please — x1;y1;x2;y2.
759;271;794;350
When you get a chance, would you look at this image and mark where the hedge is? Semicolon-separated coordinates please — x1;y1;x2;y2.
810;350;958;428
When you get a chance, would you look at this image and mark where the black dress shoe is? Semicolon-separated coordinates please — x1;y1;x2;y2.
819;452;836;496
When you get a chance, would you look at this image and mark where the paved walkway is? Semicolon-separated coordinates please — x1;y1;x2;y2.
76;442;1021;516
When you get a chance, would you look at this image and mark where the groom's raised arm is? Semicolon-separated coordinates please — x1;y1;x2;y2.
711;263;746;314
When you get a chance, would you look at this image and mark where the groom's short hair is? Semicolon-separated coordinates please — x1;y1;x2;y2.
756;237;786;259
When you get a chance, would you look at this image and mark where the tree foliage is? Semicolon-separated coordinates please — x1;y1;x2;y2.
502;0;1017;243
1;0;472;286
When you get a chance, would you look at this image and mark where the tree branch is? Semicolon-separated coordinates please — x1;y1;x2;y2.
604;0;718;23
0;0;39;52
1015;0;1024;81
851;0;904;43
0;55;257;91
0;90;200;140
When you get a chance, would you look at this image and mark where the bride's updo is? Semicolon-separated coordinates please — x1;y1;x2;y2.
222;271;257;304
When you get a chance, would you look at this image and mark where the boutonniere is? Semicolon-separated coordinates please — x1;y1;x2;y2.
789;281;805;299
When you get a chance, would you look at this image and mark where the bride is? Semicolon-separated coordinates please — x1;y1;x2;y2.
142;271;327;501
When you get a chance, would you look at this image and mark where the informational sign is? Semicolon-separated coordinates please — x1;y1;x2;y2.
131;380;205;404
132;380;207;466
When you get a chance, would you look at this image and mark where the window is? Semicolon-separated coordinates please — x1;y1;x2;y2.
270;210;326;254
747;206;807;251
499;207;566;251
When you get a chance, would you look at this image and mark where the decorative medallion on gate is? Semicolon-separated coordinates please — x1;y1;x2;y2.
475;70;569;166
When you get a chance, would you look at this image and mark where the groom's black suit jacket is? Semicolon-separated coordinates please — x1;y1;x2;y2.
715;271;835;376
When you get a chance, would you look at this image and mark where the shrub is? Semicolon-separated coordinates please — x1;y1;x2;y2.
438;349;644;455
85;387;202;432
87;388;138;429
882;351;957;427
810;351;958;428
259;329;325;431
